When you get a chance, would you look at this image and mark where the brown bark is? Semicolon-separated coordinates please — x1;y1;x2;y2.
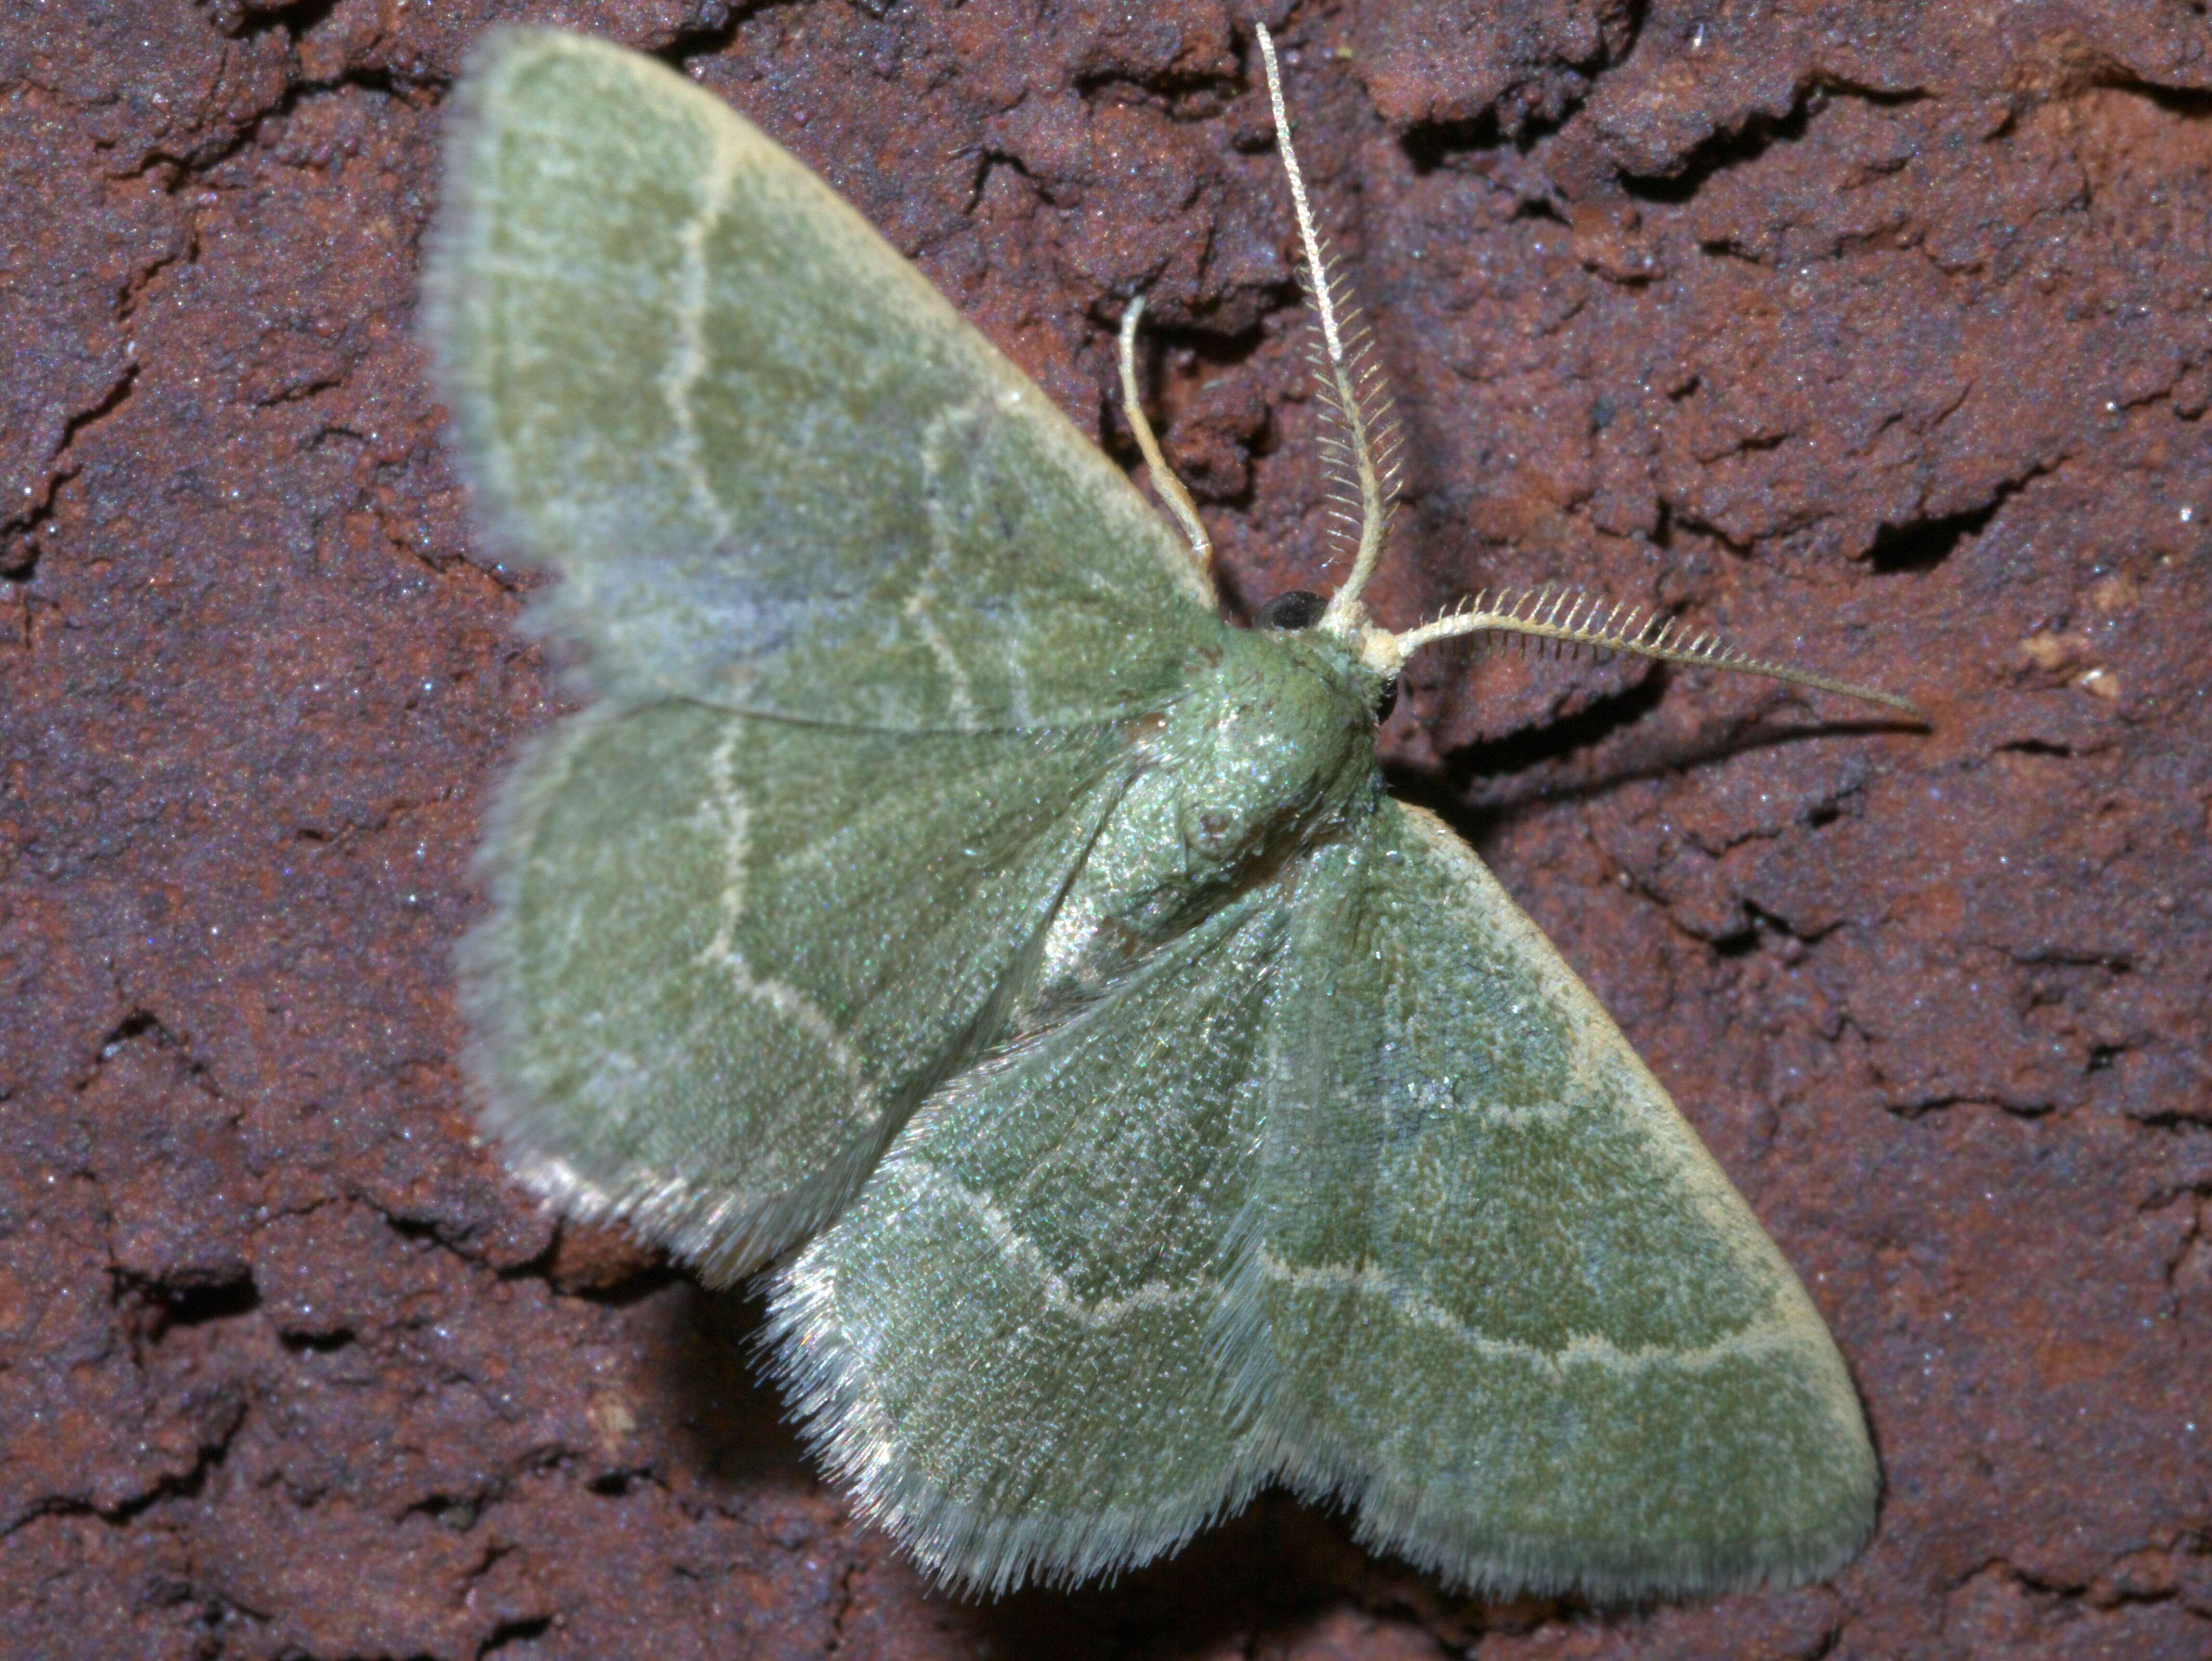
3;1;2207;1655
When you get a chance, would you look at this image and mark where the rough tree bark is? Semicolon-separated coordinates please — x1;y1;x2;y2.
2;1;2208;1657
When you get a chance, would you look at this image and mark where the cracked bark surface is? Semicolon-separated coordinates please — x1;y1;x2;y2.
2;1;2208;1657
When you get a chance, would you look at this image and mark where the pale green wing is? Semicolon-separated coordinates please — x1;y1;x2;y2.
767;894;1289;1593
434;30;1235;1277
459;702;1137;1281
1226;803;1877;1600
425;27;1220;725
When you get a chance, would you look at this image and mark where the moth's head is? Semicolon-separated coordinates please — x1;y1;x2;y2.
1254;590;1329;631
1256;589;1399;722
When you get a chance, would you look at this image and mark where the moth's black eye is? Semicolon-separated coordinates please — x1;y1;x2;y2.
1377;677;1398;723
1256;590;1329;630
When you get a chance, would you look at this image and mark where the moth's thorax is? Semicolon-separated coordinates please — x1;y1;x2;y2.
1147;623;1386;868
1033;624;1384;1000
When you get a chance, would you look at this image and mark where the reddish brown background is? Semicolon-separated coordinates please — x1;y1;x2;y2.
4;1;2209;1656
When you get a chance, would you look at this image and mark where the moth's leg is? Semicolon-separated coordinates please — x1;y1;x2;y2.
1116;296;1213;583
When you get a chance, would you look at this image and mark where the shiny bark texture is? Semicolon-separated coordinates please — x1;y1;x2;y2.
3;1;2209;1657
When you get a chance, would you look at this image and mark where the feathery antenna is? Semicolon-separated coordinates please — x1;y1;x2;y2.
1392;586;1925;718
1255;24;1403;631
1245;25;1918;723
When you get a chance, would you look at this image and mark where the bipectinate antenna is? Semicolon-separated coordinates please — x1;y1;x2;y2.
1253;24;1405;634
1105;23;1930;722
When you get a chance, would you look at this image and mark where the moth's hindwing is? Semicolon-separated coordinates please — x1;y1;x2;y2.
1226;803;1879;1598
461;703;1132;1280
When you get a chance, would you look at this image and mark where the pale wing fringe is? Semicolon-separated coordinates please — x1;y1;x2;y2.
1396;583;1925;718
767;1236;1269;1596
1330;1448;1876;1602
1246;1320;1877;1601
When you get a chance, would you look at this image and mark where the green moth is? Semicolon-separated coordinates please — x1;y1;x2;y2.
429;24;1911;1601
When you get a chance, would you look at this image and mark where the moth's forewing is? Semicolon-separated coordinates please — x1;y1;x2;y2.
426;29;1215;721
1224;803;1878;1597
428;31;1225;1275
772;896;1286;1593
